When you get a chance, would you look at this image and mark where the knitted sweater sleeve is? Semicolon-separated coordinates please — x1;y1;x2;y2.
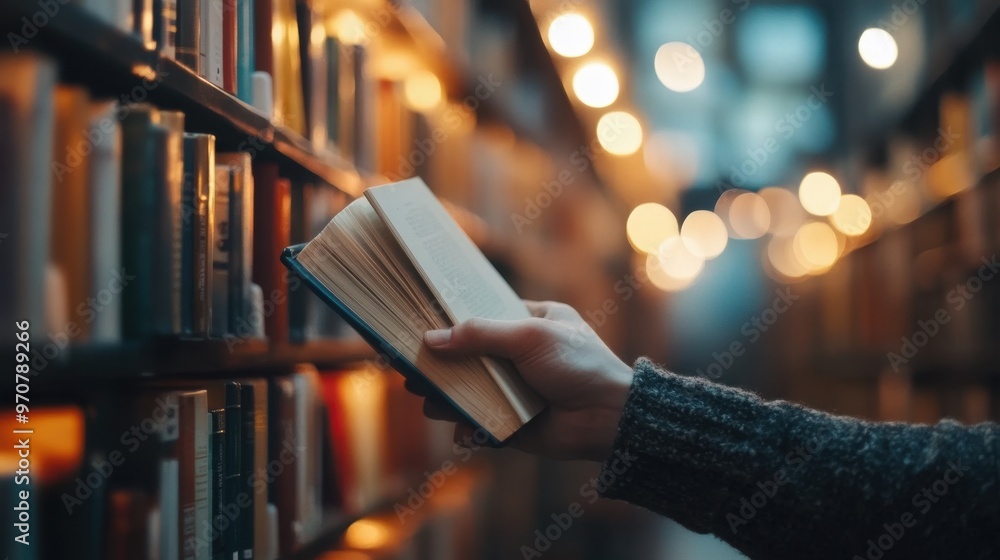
597;358;1000;559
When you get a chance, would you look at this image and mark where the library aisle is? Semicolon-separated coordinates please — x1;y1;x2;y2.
2;0;999;558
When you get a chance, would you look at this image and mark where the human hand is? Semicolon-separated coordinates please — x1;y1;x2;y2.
416;301;634;462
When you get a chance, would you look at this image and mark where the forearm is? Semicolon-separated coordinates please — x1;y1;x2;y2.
598;359;1000;559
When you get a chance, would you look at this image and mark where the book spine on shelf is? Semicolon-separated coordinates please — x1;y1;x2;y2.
252;162;291;343
155;0;178;59
159;393;181;560
51;85;94;342
209;409;226;560
176;0;202;73
134;0;156;48
182;134;217;337
202;0;224;87
222;0;238;94
88;101;124;343
238;382;256;559
211;165;231;337
0;53;56;345
224;383;243;560
152;111;186;336
268;375;297;557
236;0;255;103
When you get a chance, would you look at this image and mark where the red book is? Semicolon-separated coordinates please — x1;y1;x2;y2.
222;0;238;93
252;162;291;342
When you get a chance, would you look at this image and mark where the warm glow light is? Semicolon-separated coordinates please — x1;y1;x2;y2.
793;222;839;273
654;42;706;93
547;14;594;58
830;194;872;236
403;70;443;112
657;237;705;281
680;210;728;259
798;172;842;216
627;203;679;254
344;519;392;550
572;62;619;108
858;28;898;70
767;236;808;280
759;187;805;237
877;181;922;225
597;111;643;156
646;253;697;291
332;10;367;46
729;192;771;239
714;188;748;236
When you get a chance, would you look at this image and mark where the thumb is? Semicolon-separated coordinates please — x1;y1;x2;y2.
424;318;545;359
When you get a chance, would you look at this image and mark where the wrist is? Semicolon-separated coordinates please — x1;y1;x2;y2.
581;360;633;462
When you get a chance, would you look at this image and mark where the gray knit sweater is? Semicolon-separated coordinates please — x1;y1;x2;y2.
598;359;999;559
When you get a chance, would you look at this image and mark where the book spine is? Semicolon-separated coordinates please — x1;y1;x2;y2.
222;0;238;94
177;391;210;560
224;383;243;560
251;163;290;342
120;107;159;339
155;0;178;58
236;0;255;103
247;380;269;557
176;0;202;72
51;85;94;342
0;54;56;344
211;166;231;337
267;376;297;557
209;410;226;560
152;111;186;335
203;0;224;87
134;0;155;47
227;164;244;335
88;101;123;343
239;384;256;559
182;134;216;337
159;393;181;560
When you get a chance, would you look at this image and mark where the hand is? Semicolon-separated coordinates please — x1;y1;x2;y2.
416;301;634;462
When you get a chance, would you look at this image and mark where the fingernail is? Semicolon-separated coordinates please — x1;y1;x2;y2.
424;329;452;347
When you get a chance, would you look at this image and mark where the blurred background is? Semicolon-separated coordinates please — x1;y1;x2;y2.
3;0;1000;558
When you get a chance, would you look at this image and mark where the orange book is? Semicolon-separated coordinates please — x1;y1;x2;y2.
222;0;238;93
251;162;291;342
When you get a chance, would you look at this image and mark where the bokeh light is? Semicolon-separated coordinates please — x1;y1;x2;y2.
858;28;898;70
793;221;840;273
798;171;842;216
657;237;705;281
626;203;679;253
646;253;697;292
767;235;809;280
572;62;619;108
331;10;367;46
830;194;872;236
403;70;443;112
654;42;706;92
547;14;594;58
597;111;643;156
729;192;771;239
680;210;728;259
759;187;806;237
344;519;392;550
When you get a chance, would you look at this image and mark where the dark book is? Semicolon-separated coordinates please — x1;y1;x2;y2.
182;133;216;337
267;375;297;556
281;178;545;443
158;392;181;560
287;183;315;342
209;409;226;560
217;153;254;335
0;53;56;345
252;162;291;342
211;164;231;336
238;379;270;557
152;111;186;336
224;383;242;560
176;0;202;71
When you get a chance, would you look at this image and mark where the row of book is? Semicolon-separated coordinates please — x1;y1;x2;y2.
0;52;357;349
1;365;449;559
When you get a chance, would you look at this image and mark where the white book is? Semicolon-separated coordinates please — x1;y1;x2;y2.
201;0;224;87
88;101;123;343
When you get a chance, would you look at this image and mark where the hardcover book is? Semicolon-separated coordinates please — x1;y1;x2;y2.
281;178;545;443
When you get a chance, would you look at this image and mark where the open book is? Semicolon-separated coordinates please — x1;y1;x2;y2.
281;178;545;443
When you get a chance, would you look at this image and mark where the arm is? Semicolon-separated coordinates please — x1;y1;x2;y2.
420;301;1000;559
601;358;999;559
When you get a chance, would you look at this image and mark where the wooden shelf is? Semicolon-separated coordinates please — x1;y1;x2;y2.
0;0;364;195
29;337;378;387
